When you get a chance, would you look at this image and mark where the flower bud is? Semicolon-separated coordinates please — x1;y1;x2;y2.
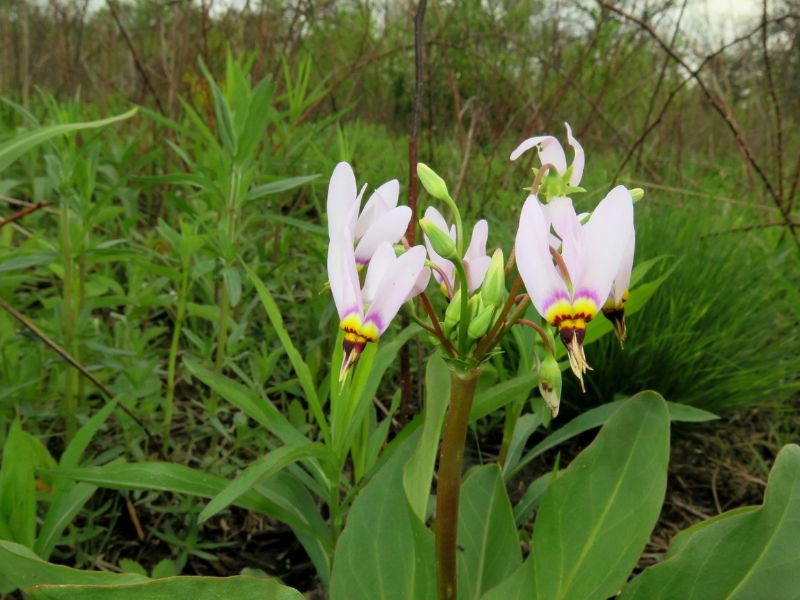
417;163;451;202
468;302;495;339
538;353;562;417
480;248;505;308
420;217;458;260
630;188;644;203
444;288;462;336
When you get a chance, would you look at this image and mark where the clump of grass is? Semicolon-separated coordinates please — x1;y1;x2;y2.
566;200;800;413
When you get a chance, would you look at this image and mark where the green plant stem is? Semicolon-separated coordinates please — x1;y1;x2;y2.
454;261;470;355
164;266;190;453
435;367;480;600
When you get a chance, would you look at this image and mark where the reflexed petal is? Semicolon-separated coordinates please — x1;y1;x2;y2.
509;136;568;174
547;196;582;278
362;242;395;307
355;179;400;239
364;245;427;336
573;185;634;308
515;196;570;319
354;206;412;263
423;206;455;287
612;229;635;303
464;219;489;263
565;122;585;187
406;267;431;302
465;255;491;293
327;162;358;236
327;225;362;321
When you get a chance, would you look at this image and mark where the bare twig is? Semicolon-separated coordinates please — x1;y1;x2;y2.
761;0;784;202
0;296;164;457
600;1;798;246
0;202;49;228
107;0;167;115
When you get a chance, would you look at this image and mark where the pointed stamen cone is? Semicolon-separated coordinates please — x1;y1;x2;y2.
560;325;590;392
602;306;627;349
339;339;365;384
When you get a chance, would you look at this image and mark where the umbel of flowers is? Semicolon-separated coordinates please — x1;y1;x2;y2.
325;124;639;600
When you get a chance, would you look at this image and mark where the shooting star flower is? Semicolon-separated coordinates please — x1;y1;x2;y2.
328;228;428;380
327;161;411;264
515;186;634;389
510;122;585;188
421;206;491;297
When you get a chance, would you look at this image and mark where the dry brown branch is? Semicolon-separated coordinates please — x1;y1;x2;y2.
600;1;798;246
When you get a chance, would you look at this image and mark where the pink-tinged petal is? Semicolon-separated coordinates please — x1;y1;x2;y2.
510;135;567;174
364;245;427;336
406;267;431;302
612;229;635;303
423;207;455;287
465;255;491;293
572;185;634;308
355;179;400;239
327;226;362;321
354;205;412;264
565;122;585;187
515;196;570;320
362;242;395;307
327;162;358;237
546;196;583;279
464;219;488;263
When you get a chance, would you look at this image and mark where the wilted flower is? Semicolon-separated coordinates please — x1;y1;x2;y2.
328;228;428;379
422;206;491;297
510;122;585;188
327;161;411;264
515;186;634;389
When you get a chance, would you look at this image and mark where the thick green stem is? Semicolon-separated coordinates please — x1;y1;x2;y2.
435;367;480;600
454;261;470;356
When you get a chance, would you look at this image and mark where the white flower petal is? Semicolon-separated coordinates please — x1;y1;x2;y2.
546;196;582;279
565;122;585;187
510;135;567;174
516;196;570;319
612;229;635;303
364;245;427;335
423;206;455;288
573;186;634;307
464;219;489;263
465;255;491;293
355;179;400;239
327;162;358;237
354;206;412;264
327;225;362;321
406;267;431;302
362;242;395;307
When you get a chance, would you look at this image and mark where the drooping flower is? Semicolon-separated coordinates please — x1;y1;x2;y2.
422;206;491;297
327;161;411;264
328;226;429;378
515;186;634;389
510;122;585;188
602;229;635;345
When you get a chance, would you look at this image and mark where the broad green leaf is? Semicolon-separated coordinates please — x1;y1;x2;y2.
664;505;758;560
512;471;553;527
403;354;450;520
508;400;624;478
28;575;304;599
198;443;336;523
621;444;800;600
501;413;542;479
0;108;137;173
330;431;435;600
457;466;521;600
0;540;146;595
221;265;242;307
246;266;329;443
0;251;57;273
35;483;97;560
481;560;536;600
470;369;539;422
666;401;718;422
527;391;670;600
